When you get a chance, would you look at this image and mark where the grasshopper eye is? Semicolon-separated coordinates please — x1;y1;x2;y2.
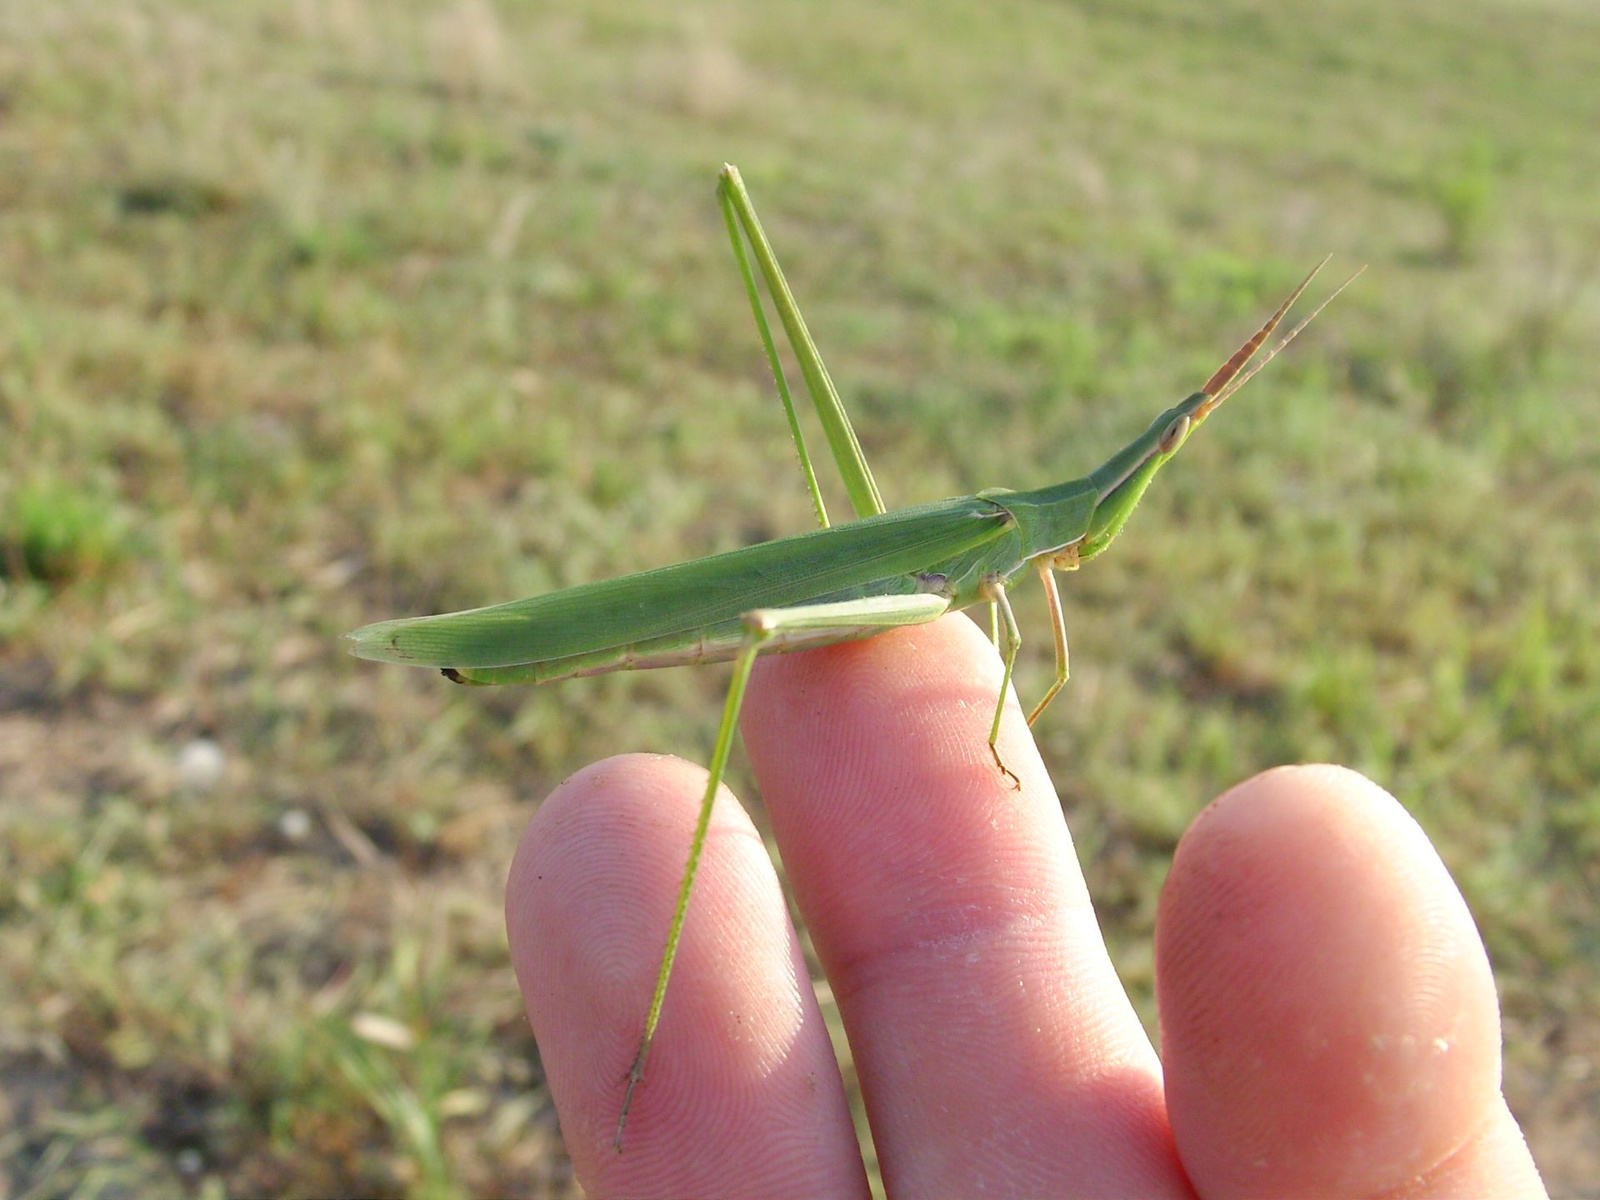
1158;413;1191;454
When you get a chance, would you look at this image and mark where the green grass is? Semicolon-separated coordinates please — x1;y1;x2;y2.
2;0;1597;1194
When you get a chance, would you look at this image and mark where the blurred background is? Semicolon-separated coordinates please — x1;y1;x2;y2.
2;0;1596;1195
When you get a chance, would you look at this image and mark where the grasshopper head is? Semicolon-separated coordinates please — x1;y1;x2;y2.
1076;258;1361;562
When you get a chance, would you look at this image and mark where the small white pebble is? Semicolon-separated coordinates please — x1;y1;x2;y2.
352;1012;415;1050
278;809;312;842
177;738;225;793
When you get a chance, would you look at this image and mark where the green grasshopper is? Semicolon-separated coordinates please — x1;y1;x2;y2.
347;165;1359;1149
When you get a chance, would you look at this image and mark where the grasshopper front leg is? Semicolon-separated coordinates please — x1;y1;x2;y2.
981;579;1023;790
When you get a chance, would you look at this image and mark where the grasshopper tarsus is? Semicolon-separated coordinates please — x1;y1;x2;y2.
614;1043;649;1152
991;744;1022;791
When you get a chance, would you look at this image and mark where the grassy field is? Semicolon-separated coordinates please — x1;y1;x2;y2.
2;0;1597;1195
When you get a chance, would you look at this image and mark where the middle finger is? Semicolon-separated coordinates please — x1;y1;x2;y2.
742;615;1191;1197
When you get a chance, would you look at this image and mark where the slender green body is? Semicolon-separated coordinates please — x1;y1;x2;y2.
349;485;1074;680
351;495;1010;679
345;388;1234;683
345;164;1357;1151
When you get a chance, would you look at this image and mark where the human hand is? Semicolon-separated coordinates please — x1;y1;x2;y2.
506;615;1546;1197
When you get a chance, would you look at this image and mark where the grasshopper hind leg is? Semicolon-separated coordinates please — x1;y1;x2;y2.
614;592;950;1150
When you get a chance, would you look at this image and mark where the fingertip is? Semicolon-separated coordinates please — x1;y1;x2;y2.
505;754;867;1196
1158;765;1515;1197
745;612;1049;802
506;754;731;1159
506;753;703;960
741;613;1070;970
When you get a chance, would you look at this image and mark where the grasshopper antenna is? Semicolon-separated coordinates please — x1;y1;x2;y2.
1201;264;1366;418
1199;255;1330;402
1191;258;1364;422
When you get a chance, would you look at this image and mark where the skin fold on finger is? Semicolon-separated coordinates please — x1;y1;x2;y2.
1157;764;1546;1199
742;614;1193;1198
505;754;870;1199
